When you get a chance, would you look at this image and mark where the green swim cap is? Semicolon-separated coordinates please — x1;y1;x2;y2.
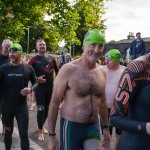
65;53;71;57
105;49;121;62
25;53;30;57
83;29;105;46
9;43;22;53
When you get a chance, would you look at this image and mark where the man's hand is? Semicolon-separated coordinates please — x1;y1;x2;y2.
101;128;111;148
20;87;32;96
48;136;59;150
37;75;46;84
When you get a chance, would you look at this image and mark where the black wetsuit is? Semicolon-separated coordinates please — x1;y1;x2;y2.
28;55;59;130
0;53;10;66
0;53;10;114
0;63;37;150
110;54;150;150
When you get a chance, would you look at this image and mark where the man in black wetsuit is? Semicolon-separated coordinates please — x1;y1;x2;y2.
110;53;150;150
0;39;13;115
28;39;59;141
0;43;37;150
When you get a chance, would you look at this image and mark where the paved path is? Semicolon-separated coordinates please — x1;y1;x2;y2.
0;119;44;150
0;100;60;150
0;100;115;150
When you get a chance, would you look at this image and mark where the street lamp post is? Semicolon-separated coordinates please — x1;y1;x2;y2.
70;43;72;57
27;26;30;54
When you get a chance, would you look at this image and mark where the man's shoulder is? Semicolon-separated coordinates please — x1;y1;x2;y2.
99;65;107;72
60;60;81;73
99;65;106;69
0;63;10;70
61;61;76;69
131;39;136;43
117;65;126;74
22;62;34;70
29;55;36;60
119;65;126;70
97;65;106;78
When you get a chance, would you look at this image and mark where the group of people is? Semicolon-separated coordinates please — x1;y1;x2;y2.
0;39;59;149
47;29;149;150
0;28;149;150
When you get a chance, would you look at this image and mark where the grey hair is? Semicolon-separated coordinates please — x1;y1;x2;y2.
36;39;45;46
2;39;12;47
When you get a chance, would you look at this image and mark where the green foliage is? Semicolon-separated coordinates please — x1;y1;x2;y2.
107;40;116;44
0;0;108;54
73;0;107;55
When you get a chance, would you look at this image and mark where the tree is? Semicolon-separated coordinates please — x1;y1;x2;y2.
0;0;50;50
0;0;108;54
107;40;116;44
72;0;107;55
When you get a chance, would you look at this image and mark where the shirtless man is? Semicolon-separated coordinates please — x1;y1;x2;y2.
102;49;126;150
48;29;110;150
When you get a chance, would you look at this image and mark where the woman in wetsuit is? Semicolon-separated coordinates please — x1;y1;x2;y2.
110;53;150;150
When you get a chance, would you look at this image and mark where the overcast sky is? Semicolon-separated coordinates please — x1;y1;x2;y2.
104;0;150;42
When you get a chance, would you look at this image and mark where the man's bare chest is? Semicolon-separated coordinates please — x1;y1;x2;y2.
70;71;105;97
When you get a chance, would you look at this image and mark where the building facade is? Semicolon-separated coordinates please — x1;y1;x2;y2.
104;32;150;59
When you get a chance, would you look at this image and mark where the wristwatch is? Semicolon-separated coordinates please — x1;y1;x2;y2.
103;124;110;128
48;132;56;136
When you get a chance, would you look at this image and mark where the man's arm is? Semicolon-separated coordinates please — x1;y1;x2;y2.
99;66;108;125
27;56;35;66
99;91;108;126
99;86;111;148
48;64;69;134
129;41;134;56
53;57;59;75
29;65;38;91
48;64;70;150
140;40;146;55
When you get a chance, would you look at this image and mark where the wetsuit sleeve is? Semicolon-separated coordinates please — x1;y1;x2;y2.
28;65;38;91
110;61;147;134
53;57;59;75
27;56;35;66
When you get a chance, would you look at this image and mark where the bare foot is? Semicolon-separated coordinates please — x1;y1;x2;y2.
32;102;36;106
30;106;33;111
38;133;44;141
43;127;48;134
